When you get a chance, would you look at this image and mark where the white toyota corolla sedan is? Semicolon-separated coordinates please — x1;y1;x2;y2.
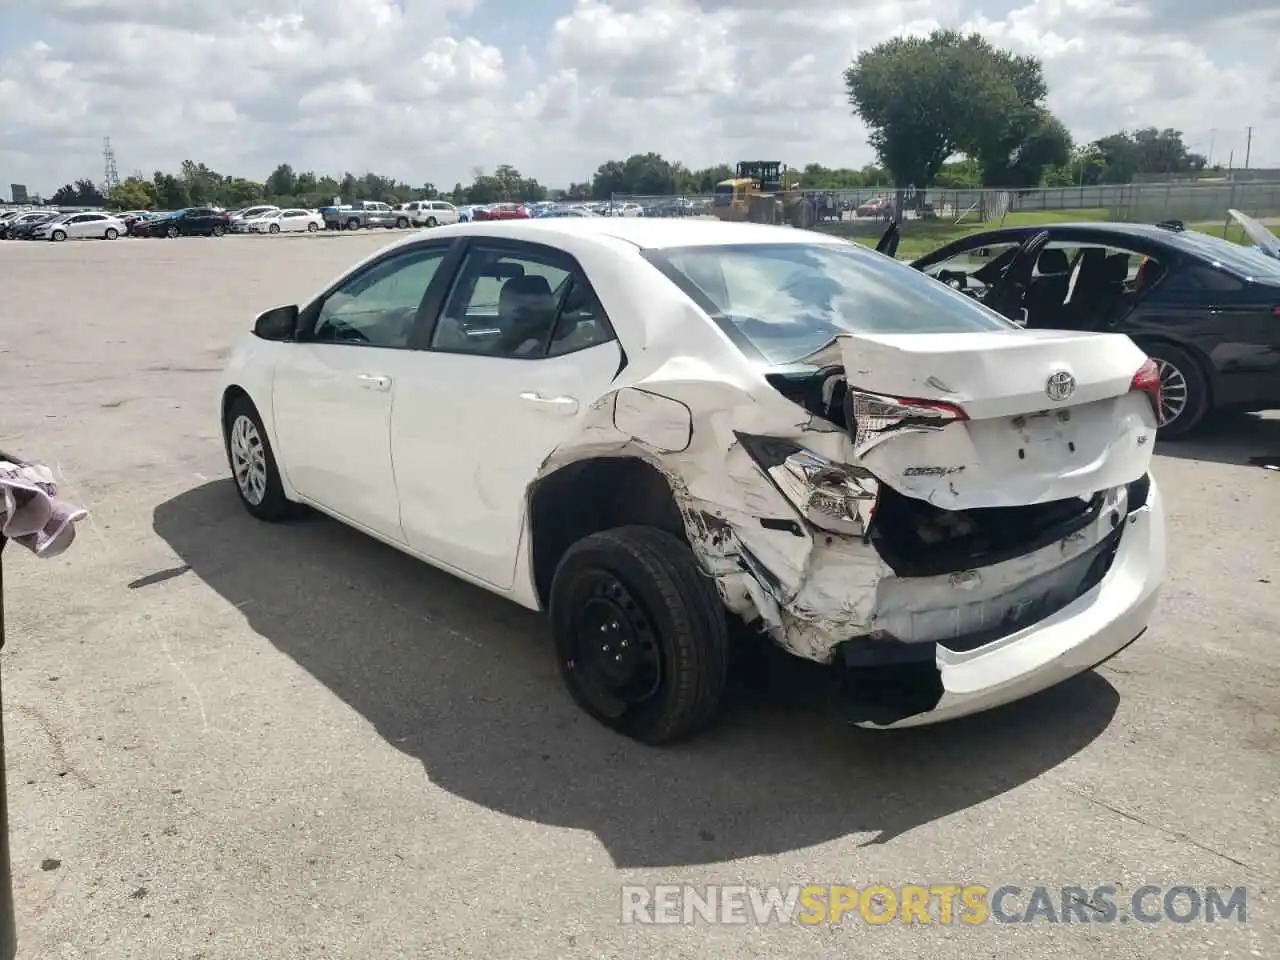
218;218;1166;744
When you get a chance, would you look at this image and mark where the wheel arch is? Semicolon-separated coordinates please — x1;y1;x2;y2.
1128;333;1217;408
526;456;689;610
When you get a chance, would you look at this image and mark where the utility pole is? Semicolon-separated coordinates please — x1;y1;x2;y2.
102;138;120;194
1243;127;1252;170
1207;129;1216;168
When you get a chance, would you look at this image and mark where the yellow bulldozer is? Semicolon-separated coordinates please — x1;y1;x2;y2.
710;161;812;227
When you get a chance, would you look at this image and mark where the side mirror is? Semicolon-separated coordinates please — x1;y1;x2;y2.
253;304;299;341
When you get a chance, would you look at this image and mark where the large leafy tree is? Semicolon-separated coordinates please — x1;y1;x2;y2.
844;30;1067;188
1089;128;1206;183
50;178;106;206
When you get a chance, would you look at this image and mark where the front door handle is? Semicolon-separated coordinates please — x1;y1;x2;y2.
356;374;392;391
519;392;579;414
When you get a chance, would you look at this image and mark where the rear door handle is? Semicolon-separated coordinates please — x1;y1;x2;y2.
356;374;392;391
519;392;579;414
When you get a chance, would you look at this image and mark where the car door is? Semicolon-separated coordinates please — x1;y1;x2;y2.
390;238;623;588
75;214;106;238
270;241;459;542
973;231;1050;323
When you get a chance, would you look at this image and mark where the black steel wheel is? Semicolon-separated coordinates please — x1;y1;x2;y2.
550;526;729;744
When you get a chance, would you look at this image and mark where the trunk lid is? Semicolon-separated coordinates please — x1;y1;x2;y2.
1228;209;1280;260
802;329;1157;510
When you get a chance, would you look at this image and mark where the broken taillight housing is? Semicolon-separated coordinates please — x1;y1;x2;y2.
1129;358;1162;422
844;389;968;453
735;433;877;537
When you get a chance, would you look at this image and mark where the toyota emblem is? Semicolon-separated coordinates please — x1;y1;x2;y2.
1045;371;1076;401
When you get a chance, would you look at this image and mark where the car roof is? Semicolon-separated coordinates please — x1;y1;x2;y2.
417;217;849;251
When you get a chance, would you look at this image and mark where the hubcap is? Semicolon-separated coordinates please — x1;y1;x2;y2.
572;572;661;704
229;415;269;506
1154;359;1188;426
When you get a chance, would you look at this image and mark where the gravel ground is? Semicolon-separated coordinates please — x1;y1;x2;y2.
0;233;1276;960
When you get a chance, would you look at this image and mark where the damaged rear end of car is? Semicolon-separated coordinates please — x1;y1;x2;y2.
634;238;1166;729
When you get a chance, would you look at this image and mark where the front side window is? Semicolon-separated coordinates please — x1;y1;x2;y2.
312;247;448;348
646;242;1016;364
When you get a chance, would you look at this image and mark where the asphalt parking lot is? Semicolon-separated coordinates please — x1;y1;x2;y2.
0;233;1276;959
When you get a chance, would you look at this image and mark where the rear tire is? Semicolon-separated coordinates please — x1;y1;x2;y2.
1144;343;1210;440
549;526;729;745
396;217;409;229
346;218;360;231
166;225;179;238
223;396;294;522
211;225;224;237
425;216;438;228
104;227;118;240
307;222;318;232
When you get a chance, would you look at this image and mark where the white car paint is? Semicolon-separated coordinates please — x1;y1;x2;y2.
231;205;281;232
35;212;126;240
249;209;324;233
219;217;1165;731
401;200;459;228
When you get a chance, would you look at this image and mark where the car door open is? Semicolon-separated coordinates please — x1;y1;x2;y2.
269;244;453;542
391;240;623;588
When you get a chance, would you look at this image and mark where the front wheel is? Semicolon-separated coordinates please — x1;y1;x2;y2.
166;225;179;238
224;397;294;522
1144;343;1210;440
51;229;67;242
549;526;729;745
396;217;409;229
104;227;118;240
268;223;280;234
211;225;224;237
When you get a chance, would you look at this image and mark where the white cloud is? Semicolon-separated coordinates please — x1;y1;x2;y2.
0;0;1273;193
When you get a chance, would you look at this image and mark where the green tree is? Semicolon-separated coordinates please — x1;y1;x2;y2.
152;171;190;209
219;178;265;208
845;31;1060;188
106;177;155;210
266;163;297;198
1089;128;1206;184
50;178;106;206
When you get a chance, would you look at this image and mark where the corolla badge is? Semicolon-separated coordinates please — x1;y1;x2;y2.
1045;371;1076;401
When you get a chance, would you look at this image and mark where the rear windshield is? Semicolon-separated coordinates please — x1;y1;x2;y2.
643;241;1017;363
1172;230;1280;280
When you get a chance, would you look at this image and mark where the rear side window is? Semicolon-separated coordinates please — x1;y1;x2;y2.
643;242;1016;364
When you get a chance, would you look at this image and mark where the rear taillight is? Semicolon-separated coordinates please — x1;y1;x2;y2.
845;389;968;452
1272;305;1280;319
1130;358;1162;422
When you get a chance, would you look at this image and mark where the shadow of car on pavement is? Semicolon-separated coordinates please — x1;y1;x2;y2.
151;480;1120;868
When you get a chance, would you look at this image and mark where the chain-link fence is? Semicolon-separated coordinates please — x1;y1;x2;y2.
608;180;1280;225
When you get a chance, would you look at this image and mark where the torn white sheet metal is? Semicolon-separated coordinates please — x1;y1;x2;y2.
533;331;1152;665
802;330;1157;510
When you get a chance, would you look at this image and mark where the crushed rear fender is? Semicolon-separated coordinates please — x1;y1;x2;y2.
531;334;1152;667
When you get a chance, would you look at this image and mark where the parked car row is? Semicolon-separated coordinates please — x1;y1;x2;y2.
0;208;128;241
